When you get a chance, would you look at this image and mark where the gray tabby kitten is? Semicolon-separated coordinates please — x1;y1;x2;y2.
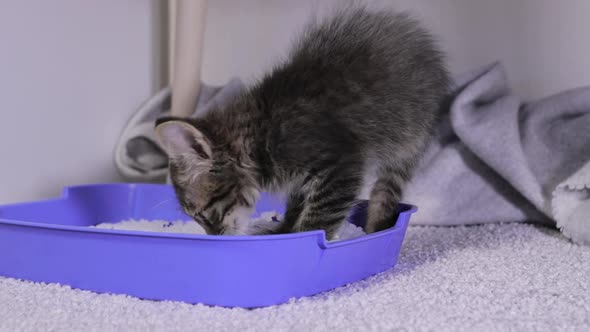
155;7;449;239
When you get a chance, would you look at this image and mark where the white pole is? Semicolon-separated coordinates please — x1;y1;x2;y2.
170;0;208;118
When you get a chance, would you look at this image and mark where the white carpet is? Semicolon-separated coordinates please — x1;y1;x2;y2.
1;223;589;332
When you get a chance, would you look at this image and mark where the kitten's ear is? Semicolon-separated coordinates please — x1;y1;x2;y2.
155;120;212;159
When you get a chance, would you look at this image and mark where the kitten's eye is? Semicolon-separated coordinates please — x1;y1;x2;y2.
210;160;232;174
209;166;222;174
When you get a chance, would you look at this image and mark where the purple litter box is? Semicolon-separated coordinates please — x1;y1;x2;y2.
0;183;415;308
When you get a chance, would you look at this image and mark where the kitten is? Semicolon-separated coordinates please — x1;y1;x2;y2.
155;7;450;239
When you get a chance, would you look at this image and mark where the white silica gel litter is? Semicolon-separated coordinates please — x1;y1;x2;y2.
93;211;366;241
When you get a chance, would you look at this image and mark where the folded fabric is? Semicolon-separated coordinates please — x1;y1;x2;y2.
403;63;590;245
114;78;244;182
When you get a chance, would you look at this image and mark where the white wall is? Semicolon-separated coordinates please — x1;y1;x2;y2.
1;0;589;204
0;0;160;204
199;0;520;85
518;0;590;98
199;0;590;99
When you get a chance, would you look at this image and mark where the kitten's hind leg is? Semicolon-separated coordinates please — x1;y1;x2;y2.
365;165;410;233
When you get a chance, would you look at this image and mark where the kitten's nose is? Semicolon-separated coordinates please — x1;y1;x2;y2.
198;223;217;236
217;226;227;235
204;228;217;235
202;223;224;236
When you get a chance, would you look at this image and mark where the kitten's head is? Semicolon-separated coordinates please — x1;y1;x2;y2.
155;119;259;235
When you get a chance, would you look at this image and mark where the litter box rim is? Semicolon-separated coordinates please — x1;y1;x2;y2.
0;183;417;249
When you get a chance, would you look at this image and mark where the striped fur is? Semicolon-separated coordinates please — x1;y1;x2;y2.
156;7;450;239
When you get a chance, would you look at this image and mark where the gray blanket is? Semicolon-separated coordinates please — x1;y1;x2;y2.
404;63;590;245
116;63;590;244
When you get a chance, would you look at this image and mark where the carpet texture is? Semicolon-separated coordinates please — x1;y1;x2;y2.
1;223;588;332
